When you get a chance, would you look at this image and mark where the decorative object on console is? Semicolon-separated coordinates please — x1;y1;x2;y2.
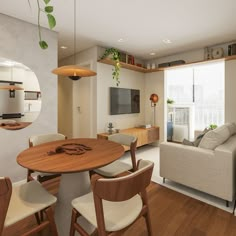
101;48;121;86
139;124;152;129
52;0;97;80
108;122;114;134
228;43;236;56
150;93;159;126
211;48;224;59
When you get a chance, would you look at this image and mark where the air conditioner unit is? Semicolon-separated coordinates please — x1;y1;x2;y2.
168;104;194;142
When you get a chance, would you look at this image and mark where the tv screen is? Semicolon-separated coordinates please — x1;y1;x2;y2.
110;87;140;115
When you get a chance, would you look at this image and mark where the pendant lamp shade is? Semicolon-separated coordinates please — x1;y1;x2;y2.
52;0;96;80
0;84;23;90
0;66;24;91
52;65;96;80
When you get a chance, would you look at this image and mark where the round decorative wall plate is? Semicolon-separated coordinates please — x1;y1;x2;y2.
211;48;224;59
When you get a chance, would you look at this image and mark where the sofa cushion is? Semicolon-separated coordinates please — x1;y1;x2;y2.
225;122;236;136
183;128;209;147
198;124;231;150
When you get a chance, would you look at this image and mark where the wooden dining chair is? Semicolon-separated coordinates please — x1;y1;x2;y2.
0;177;58;236
27;133;67;182
93;133;138;177
70;159;154;236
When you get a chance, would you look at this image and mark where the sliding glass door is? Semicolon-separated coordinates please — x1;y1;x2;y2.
166;61;224;142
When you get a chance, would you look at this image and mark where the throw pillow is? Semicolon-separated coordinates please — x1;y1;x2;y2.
198;124;231;150
225;122;236;136
182;139;194;146
182;128;209;147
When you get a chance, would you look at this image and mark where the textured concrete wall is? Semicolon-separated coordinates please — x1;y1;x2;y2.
0;13;58;182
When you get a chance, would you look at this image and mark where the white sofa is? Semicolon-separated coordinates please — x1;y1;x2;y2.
160;134;236;203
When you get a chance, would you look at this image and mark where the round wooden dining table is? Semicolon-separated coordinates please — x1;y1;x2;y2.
17;138;125;236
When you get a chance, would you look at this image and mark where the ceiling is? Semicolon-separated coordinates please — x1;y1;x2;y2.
0;0;236;60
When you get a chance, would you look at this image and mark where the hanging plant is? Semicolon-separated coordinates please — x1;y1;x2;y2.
28;0;56;49
101;48;121;86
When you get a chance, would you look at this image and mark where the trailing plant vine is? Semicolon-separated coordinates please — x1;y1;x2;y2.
101;48;121;86
28;0;56;49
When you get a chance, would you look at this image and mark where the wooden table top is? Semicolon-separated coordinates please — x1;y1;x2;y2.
17;138;125;174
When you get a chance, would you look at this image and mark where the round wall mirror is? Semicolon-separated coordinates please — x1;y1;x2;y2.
0;58;41;130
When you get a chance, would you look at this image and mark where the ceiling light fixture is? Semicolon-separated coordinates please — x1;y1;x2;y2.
117;38;127;43
60;46;68;49
52;0;96;81
162;39;172;44
150;52;156;56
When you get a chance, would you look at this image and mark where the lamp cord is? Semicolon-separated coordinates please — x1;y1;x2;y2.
74;0;76;65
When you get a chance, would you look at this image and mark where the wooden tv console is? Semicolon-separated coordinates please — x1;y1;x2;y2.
97;126;159;150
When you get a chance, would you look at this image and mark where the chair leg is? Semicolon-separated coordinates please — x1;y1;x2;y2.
163;177;165;184
144;211;153;236
34;212;41;225
70;208;78;236
70;208;90;236
44;207;58;236
40;210;44;222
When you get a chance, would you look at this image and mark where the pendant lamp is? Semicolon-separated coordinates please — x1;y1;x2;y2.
52;0;96;80
0;66;24;91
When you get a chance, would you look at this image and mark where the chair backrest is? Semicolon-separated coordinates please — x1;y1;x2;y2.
108;133;138;170
0;177;12;235
29;133;67;147
93;160;154;202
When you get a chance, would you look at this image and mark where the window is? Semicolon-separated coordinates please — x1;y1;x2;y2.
166;61;224;140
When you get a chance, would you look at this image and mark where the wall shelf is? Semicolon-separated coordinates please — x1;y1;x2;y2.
98;58;151;73
98;55;236;74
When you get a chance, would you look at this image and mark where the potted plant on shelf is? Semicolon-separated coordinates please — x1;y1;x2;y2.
101;48;121;86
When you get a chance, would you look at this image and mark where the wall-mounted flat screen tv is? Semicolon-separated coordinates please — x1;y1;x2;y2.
110;87;140;115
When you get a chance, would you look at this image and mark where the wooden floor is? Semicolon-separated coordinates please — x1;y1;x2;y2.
3;178;236;236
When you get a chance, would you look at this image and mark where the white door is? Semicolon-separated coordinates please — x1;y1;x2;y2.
72;65;93;138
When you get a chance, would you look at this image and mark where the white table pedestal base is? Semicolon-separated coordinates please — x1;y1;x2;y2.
55;172;95;236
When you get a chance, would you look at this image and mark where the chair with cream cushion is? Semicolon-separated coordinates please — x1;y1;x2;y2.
70;159;154;236
27;133;67;182
93;133;138;177
0;177;58;236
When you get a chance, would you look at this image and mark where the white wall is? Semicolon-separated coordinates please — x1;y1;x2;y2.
97;63;145;133
225;60;236;123
144;71;165;142
0;14;58;182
